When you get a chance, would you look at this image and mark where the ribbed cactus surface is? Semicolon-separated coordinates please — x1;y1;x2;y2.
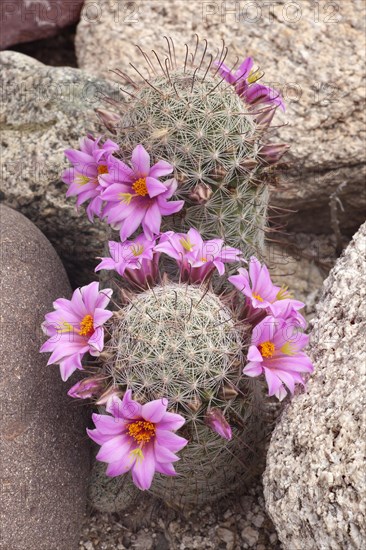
101;40;282;259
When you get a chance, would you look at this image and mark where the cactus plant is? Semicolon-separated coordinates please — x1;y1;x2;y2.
39;37;315;515
99;282;265;507
98;37;289;259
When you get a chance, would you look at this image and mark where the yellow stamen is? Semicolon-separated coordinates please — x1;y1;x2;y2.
280;342;296;356
253;293;263;302
127;420;156;444
247;68;263;84
179;237;194;252
201;257;207;262
130;244;144;257
258;341;275;358
118;193;134;205
129;448;145;463
58;321;75;333
97;164;108;175
132;177;148;196
78;314;94;337
276;285;293;300
76;175;90;186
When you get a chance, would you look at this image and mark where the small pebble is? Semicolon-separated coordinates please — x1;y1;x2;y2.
241;526;259;547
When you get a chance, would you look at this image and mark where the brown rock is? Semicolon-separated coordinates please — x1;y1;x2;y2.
0;204;90;550
75;0;366;236
0;0;84;49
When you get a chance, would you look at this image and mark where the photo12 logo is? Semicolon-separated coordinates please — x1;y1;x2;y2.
202;1;341;24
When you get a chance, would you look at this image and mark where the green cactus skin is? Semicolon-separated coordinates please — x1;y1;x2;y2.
94;283;266;510
100;39;287;260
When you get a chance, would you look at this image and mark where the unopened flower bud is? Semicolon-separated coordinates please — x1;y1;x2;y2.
95;109;121;134
67;376;104;400
259;143;290;165
189;183;213;204
205;408;232;440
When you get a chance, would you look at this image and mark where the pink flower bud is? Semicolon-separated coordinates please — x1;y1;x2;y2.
67;376;104;399
95;109;121;134
205;408;232;440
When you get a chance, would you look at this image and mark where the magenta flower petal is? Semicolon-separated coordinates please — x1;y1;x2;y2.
131;444;156;490
158;411;186;431
119;207;146;241
247;345;263;362
59;355;83;382
149;160;173;179
96;435;131;462
155;461;177;476
154;442;180;463
131;144;150;177
156;429;188;452
141;398;168;423
243;362;263;377
143;202;162;238
146;176;168;198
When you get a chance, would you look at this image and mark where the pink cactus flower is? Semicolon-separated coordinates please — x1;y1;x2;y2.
205;409;232;440
40;282;113;382
155;228;241;283
87;390;188;490
99;144;184;240
243;316;314;401
62;135;119;222
95;235;159;288
228;256;281;310
214;56;285;111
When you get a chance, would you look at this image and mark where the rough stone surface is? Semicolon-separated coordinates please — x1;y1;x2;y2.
75;0;366;235
0;0;84;49
80;481;281;549
263;222;366;550
0;204;90;550
0;50;120;286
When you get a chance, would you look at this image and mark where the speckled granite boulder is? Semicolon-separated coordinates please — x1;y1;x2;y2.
0;50;119;286
0;204;90;550
0;0;84;49
263;222;366;550
75;0;366;235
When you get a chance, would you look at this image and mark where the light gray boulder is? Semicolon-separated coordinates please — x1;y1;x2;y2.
263;222;366;550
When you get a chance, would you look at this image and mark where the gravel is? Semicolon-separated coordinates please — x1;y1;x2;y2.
79;480;281;550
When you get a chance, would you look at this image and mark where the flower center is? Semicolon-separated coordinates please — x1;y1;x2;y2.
97;164;108;175
127;420;156;444
130;244;144;257
258;341;275;358
78;314;94;337
180;237;194;252
200;257;207;262
252;293;263;302
132;177;148;196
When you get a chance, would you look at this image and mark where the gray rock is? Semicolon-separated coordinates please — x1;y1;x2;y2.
0;204;90;550
75;0;366;235
263;222;366;550
0;0;84;49
0;50;120;286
